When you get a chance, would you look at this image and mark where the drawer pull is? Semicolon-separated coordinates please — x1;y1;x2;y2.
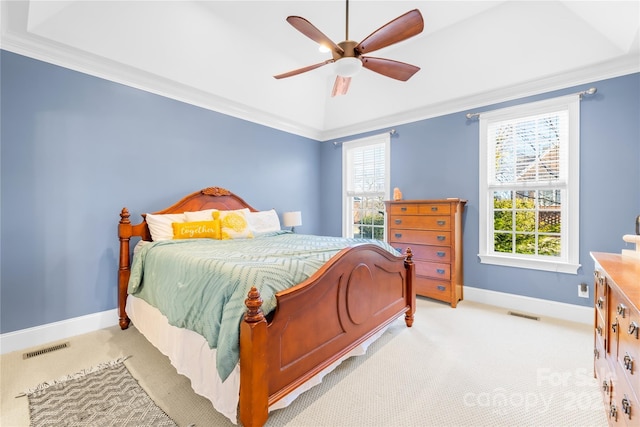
437;235;446;241
597;297;604;309
596;326;602;336
594;348;600;359
436;251;446;257
612;320;618;334
437;220;446;226
401;207;407;211
395;233;403;239
436;269;445;275
431;206;438;211
610;403;618;421
624;353;634;373
436;285;446;291
603;380;610;394
629;321;639;339
394;219;402;224
617;303;627;317
622;396;632;418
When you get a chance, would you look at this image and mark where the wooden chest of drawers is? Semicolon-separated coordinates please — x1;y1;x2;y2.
385;199;466;307
591;252;640;426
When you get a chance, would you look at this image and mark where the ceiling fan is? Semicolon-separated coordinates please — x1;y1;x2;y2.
274;0;424;97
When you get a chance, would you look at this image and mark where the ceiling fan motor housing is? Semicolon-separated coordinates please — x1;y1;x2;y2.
333;40;359;60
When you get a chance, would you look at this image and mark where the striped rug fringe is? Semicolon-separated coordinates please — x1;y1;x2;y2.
17;356;131;397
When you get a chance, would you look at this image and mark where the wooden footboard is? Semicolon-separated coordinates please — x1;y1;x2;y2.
239;244;415;427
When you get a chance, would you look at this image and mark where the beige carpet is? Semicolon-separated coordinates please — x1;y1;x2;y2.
1;298;607;427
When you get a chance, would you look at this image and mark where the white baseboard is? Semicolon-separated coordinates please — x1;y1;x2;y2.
0;289;592;355
464;286;592;325
0;309;119;355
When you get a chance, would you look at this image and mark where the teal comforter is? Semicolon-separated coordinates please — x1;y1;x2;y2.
128;231;399;381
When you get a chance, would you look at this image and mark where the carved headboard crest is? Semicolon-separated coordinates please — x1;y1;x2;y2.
202;187;231;197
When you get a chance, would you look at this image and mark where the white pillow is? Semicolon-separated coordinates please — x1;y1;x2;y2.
247;209;281;234
146;213;186;241
184;208;218;222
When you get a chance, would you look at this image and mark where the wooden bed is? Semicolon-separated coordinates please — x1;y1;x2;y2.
117;186;416;427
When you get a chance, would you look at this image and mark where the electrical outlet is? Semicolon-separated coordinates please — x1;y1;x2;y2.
578;283;589;298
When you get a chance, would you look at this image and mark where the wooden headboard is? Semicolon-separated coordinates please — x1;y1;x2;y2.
119;186;257;242
117;186;257;328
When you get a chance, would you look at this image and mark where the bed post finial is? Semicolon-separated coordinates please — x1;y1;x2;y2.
244;287;265;323
405;247;413;262
120;207;131;224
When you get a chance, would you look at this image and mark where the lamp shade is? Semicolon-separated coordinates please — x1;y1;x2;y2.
283;211;302;227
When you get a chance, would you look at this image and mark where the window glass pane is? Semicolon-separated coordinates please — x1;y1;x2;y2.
538;236;561;257
492;111;566;185
538;190;561;233
493;191;513;209
515;233;536;254
494;232;512;253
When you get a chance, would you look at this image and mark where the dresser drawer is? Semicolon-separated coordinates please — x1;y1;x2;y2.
389;230;451;246
389;203;453;216
416;261;450;280
391;245;450;262
414;277;450;301
617;311;640;394
418;204;451;215
611;371;637;426
389;204;420;215
390;215;451;230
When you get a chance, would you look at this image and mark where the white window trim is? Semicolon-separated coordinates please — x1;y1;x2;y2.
342;133;391;239
478;95;581;274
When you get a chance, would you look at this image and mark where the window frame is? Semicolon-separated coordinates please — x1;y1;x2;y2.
478;95;581;274
341;133;391;240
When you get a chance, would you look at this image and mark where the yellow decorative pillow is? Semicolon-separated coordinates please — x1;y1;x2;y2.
172;220;221;239
213;210;254;239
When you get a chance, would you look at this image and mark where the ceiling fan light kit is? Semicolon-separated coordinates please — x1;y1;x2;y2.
335;57;362;78
274;0;424;96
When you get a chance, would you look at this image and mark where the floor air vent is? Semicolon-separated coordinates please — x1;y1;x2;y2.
23;342;70;359
508;311;540;321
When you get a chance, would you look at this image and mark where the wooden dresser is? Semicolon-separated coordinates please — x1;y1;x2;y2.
591;252;640;426
385;199;466;307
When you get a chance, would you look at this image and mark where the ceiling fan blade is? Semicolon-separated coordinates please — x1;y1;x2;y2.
355;9;424;54
331;76;351;97
274;60;334;79
361;57;420;81
286;16;344;56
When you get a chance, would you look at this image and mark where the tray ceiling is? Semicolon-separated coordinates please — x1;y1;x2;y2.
2;1;639;140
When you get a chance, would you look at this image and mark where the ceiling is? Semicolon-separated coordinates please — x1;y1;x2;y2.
2;1;639;141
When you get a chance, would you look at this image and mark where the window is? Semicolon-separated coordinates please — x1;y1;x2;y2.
342;133;390;240
478;95;581;273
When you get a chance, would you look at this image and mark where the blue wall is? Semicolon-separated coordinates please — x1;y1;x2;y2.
2;49;638;335
320;73;640;307
0;51;321;333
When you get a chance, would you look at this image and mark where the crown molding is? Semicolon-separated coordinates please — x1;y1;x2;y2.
1;25;324;140
2;15;638;143
319;53;640;141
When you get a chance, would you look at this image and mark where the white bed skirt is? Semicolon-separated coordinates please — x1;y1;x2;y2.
126;295;389;424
